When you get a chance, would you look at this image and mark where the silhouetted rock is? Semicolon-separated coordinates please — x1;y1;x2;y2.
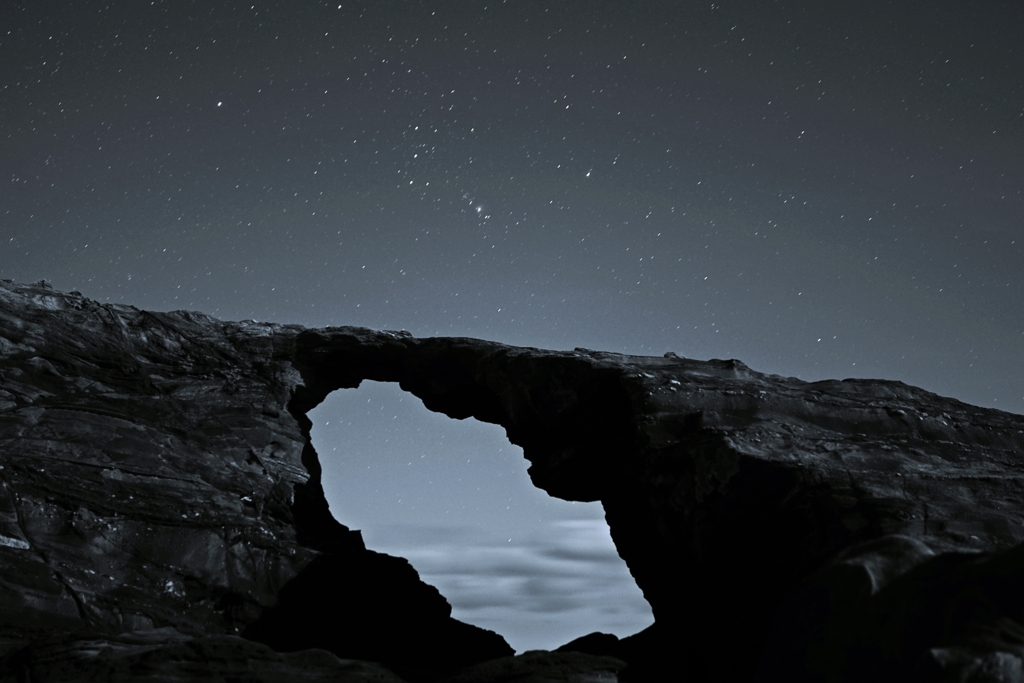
0;628;405;682
555;631;622;658
3;279;1024;681
438;650;627;683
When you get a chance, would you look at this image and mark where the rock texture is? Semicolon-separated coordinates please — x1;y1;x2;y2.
2;279;1024;682
0;280;510;682
438;650;627;683
0;629;406;682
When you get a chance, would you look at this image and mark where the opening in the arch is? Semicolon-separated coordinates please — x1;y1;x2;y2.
309;380;654;653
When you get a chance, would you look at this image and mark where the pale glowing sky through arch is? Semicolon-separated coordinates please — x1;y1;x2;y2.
309;380;653;652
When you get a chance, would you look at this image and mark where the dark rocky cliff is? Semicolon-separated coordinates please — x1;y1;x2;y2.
1;279;1023;682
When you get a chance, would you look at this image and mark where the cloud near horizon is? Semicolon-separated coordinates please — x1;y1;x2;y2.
361;519;654;652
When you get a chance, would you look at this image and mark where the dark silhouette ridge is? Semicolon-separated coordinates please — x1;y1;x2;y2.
243;553;513;682
2;279;1024;681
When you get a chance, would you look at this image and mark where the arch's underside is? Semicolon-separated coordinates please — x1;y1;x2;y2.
2;278;1024;681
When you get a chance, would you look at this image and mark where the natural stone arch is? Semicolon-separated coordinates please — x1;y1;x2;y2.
242;328;663;673
11;282;1024;681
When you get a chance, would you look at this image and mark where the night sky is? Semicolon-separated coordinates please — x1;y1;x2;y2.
3;0;1022;652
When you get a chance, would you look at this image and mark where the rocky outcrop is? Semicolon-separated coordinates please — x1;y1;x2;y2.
1;279;1024;681
0;629;406;682
0;280;510;682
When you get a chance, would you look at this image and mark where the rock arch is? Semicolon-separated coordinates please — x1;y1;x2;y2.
8;282;1024;681
243;328;662;676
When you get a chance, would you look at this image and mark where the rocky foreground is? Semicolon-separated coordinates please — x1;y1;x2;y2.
1;279;1023;682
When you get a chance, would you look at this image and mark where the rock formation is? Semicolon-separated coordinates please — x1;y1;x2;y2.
1;278;1023;682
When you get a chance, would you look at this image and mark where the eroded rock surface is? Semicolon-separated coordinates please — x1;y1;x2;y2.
437;650;627;683
2;279;1024;682
0;628;406;682
0;281;510;682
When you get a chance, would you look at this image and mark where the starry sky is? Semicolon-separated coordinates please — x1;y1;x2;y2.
2;0;1022;652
